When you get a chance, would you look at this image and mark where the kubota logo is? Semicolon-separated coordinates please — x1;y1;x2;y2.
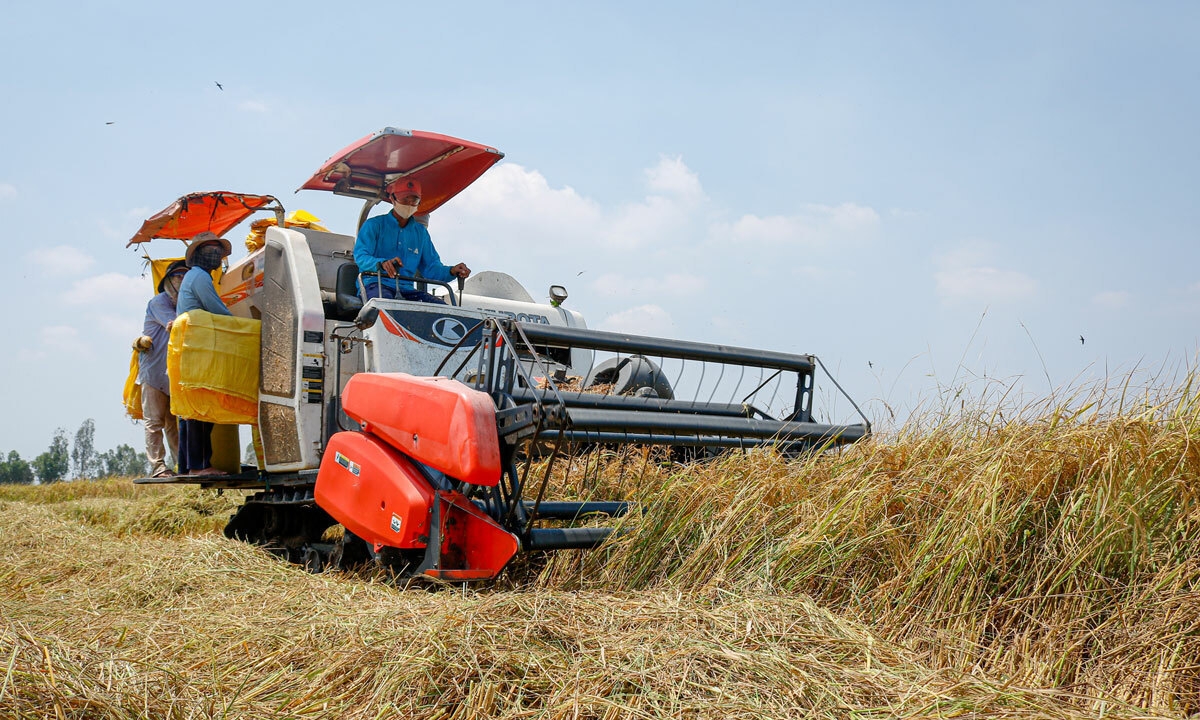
431;317;468;345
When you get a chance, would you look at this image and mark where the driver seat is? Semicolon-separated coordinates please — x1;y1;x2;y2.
321;262;363;321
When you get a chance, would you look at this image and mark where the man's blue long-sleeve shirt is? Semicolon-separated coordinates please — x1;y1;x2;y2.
177;266;232;317
353;213;452;292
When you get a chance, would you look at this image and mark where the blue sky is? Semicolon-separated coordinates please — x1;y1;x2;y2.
1;2;1197;461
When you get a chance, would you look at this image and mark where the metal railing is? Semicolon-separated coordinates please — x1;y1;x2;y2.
356;271;459;306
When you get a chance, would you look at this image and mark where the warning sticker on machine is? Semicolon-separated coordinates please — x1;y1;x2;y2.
390;514;402;533
334;452;361;476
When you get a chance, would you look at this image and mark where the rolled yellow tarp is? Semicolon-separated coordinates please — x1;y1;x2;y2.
167;310;261;425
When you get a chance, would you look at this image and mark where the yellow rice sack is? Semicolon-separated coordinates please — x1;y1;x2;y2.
168;311;260;424
122;348;143;420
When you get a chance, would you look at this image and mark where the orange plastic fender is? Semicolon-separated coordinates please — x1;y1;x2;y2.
315;431;434;550
316;430;519;580
341;373;502;486
424;490;520;581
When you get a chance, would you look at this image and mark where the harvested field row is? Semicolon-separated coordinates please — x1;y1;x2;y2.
0;497;1158;719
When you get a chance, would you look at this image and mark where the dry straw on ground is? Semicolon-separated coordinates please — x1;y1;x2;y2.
2;377;1198;718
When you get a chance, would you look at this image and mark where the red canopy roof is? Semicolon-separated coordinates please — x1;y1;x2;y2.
126;192;280;247
297;128;504;214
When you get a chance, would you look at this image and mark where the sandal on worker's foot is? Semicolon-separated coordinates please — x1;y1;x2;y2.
189;467;228;477
151;470;173;479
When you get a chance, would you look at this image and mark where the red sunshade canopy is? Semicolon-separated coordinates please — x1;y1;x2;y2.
126;192;281;247
297;128;504;214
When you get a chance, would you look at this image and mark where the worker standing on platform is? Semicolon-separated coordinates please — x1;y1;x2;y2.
175;231;232;477
135;260;188;477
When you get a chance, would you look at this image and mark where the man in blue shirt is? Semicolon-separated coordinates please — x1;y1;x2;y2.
177;232;234;316
176;232;233;477
353;178;471;303
136;260;188;477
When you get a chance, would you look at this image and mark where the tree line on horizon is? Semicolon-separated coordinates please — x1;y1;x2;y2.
0;419;149;484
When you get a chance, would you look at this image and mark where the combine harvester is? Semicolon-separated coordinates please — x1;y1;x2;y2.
131;128;870;581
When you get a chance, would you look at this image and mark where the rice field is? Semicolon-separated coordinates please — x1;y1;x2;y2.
2;379;1198;718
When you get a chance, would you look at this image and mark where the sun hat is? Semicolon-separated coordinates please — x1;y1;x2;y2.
157;259;189;292
185;231;232;265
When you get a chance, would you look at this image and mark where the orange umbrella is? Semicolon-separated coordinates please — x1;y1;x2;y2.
126;192;280;247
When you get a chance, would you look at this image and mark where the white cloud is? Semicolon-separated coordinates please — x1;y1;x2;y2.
934;244;1037;305
727;214;808;246
446;157;713;257
824;202;881;232
0;183;16;200
439;157;882;334
722;203;879;249
239;100;268;113
597;304;675;336
453;163;601;228
1091;290;1130;309
604;194;695;250
446;160;880;263
25;245;96;276
644;155;704;200
63;272;149;310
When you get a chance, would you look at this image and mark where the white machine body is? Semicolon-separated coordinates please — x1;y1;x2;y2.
216;226;588;473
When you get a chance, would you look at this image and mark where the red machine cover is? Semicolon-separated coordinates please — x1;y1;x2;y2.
315;431;434;550
340;373;502;487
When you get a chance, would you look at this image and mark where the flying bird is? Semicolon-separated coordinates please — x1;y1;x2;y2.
576;270;585;276
215;81;224;91
105;121;114;125
1079;335;1085;345
868;361;873;369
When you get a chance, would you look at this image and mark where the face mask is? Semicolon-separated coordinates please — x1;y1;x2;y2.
164;276;183;299
193;244;226;271
392;203;418;220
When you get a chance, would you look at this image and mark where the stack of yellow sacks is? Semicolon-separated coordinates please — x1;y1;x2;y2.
244;209;328;252
167;311;261;424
